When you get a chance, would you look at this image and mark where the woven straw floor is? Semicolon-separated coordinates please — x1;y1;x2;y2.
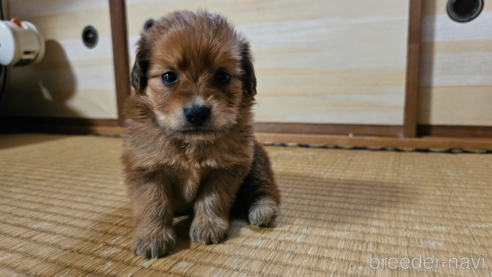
0;134;491;277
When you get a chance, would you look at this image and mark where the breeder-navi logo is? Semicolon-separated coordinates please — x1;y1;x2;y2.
370;253;486;270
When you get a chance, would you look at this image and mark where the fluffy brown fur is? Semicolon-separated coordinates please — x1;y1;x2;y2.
122;10;280;259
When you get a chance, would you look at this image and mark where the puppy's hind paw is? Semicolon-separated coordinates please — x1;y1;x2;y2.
132;228;176;259
248;198;278;226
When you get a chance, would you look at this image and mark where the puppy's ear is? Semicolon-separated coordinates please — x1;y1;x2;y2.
143;18;156;31
131;38;151;92
240;41;257;98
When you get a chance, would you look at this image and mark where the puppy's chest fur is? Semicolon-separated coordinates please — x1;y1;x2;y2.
128;133;253;214
168;166;201;214
162;145;248;214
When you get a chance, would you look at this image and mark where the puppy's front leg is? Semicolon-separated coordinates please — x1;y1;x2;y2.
190;166;247;244
127;172;175;259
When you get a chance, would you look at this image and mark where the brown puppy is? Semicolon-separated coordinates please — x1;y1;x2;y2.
122;10;280;259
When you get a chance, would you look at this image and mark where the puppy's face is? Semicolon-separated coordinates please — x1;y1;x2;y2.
131;11;256;142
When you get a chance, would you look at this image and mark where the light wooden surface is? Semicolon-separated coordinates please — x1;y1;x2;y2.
126;0;410;125
418;0;492;126
255;132;492;150
0;0;118;119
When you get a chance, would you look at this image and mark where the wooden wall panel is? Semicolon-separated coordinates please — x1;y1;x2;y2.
0;0;118;119
126;0;410;125
418;0;492;126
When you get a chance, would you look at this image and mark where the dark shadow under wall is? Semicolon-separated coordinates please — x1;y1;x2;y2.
0;40;80;118
0;40;117;134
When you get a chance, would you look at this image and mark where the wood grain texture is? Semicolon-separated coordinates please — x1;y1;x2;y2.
403;0;422;137
126;0;410;125
418;0;492;126
255;132;492;150
418;125;492;138
0;0;118;119
254;123;403;137
109;0;132;126
2;123;489;149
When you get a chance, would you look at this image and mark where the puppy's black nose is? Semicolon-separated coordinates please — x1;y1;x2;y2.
184;105;211;126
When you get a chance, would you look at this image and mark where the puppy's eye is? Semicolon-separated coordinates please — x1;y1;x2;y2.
214;71;231;85
161;72;178;85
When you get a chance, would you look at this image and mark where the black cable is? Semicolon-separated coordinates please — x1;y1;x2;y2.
0;0;3;20
0;65;7;104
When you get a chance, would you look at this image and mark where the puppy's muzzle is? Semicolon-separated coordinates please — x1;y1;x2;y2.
184;105;211;126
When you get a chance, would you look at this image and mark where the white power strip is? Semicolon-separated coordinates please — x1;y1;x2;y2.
0;18;45;67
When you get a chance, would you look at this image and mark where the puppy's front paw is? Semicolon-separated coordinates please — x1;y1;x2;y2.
190;216;228;244
133;228;176;259
249;198;278;226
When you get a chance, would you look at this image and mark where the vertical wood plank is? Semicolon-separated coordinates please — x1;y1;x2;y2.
109;0;131;126
403;0;422;137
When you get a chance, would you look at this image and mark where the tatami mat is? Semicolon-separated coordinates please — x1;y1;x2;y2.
0;134;491;277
